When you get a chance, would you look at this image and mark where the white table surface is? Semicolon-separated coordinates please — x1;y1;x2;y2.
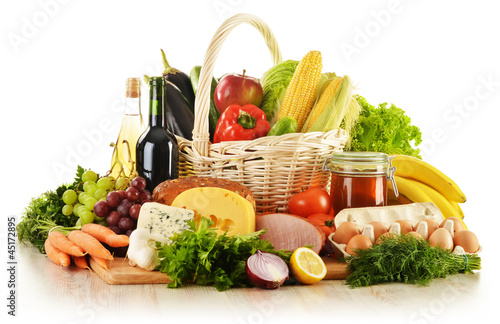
9;238;496;324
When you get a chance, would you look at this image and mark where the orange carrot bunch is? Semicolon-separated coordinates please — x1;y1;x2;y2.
44;224;129;270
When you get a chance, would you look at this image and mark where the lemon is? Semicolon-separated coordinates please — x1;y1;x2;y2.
290;247;326;284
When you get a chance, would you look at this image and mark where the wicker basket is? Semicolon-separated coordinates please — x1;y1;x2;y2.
176;13;348;214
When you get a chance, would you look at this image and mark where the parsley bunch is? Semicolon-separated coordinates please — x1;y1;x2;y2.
157;217;293;291
344;234;481;288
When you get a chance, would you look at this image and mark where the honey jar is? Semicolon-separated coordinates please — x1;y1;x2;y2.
322;152;397;215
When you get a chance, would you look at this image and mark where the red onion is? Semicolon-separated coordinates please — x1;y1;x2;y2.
246;250;289;289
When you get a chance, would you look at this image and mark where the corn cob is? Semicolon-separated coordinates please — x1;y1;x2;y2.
302;76;344;132
276;50;322;131
302;75;354;133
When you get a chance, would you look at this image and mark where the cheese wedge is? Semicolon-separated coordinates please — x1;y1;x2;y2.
171;187;255;236
137;202;195;243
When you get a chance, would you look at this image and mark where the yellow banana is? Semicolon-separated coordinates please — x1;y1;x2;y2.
391;155;466;203
388;176;433;204
403;178;463;219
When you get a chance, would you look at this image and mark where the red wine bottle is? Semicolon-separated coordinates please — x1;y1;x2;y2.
136;77;179;192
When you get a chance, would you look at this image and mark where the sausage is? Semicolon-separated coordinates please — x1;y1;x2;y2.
256;213;325;254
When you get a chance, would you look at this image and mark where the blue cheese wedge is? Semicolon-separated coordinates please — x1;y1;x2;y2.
137;202;195;244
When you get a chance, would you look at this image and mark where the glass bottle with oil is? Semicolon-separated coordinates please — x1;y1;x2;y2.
110;77;146;179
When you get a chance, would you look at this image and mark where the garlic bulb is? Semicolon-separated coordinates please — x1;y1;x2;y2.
127;228;168;271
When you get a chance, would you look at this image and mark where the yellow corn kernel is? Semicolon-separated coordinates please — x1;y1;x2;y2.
276;50;322;131
302;76;344;132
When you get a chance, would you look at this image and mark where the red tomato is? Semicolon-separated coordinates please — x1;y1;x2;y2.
288;187;331;217
307;213;336;237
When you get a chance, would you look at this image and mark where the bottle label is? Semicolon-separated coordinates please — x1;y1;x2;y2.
152;100;160;116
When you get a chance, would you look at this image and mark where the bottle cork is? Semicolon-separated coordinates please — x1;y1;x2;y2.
126;77;141;98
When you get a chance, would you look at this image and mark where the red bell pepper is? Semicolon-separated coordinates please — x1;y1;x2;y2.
213;104;271;143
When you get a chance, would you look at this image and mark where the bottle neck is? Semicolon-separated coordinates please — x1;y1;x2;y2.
149;103;165;127
149;78;166;128
125;96;141;115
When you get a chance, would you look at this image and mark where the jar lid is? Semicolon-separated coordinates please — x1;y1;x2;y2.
322;151;389;175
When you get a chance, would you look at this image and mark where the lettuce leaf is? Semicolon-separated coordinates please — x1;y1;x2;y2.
347;95;422;158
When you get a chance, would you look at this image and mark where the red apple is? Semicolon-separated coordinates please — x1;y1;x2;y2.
214;70;263;114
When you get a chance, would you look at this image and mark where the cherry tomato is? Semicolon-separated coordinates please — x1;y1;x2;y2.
307;213;336;237
288;187;331;217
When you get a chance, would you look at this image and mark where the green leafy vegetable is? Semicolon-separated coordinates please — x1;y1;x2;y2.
347;95;422;158
17;166;86;253
157;217;293;291
260;60;299;124
344;234;481;288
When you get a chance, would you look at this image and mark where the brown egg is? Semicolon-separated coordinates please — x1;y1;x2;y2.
346;234;373;256
369;221;387;242
428;228;454;251
407;231;424;239
453;230;479;253
333;222;359;245
415;219;439;237
440;217;464;233
389;220;413;235
375;232;398;244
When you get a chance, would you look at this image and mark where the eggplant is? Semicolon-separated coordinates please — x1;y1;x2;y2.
165;81;195;141
161;49;195;114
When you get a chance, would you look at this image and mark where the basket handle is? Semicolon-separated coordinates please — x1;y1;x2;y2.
192;13;282;157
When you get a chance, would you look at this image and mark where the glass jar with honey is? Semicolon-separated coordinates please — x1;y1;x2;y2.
322;152;398;215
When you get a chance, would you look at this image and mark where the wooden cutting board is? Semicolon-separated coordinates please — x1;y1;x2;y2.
323;257;350;280
90;257;349;285
89;257;171;285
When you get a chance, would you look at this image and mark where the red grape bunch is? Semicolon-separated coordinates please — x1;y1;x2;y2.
94;176;151;236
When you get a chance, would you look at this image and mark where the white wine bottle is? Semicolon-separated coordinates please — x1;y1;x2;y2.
110;77;145;179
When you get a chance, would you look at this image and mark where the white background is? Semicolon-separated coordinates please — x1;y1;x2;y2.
1;0;499;323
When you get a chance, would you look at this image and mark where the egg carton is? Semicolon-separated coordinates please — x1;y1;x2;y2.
327;202;480;258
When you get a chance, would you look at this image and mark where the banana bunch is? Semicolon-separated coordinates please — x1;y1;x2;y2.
387;155;467;228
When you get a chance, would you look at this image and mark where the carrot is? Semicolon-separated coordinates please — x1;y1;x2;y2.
81;223;130;248
48;230;86;257
44;239;71;267
72;255;89;269
67;230;114;261
90;255;109;270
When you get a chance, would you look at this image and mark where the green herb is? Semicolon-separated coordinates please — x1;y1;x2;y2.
17;166;86;253
157;217;293;291
347;95;422;158
344;234;481;288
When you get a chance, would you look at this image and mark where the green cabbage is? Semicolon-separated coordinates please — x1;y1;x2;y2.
260;60;299;125
347;95;422;158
